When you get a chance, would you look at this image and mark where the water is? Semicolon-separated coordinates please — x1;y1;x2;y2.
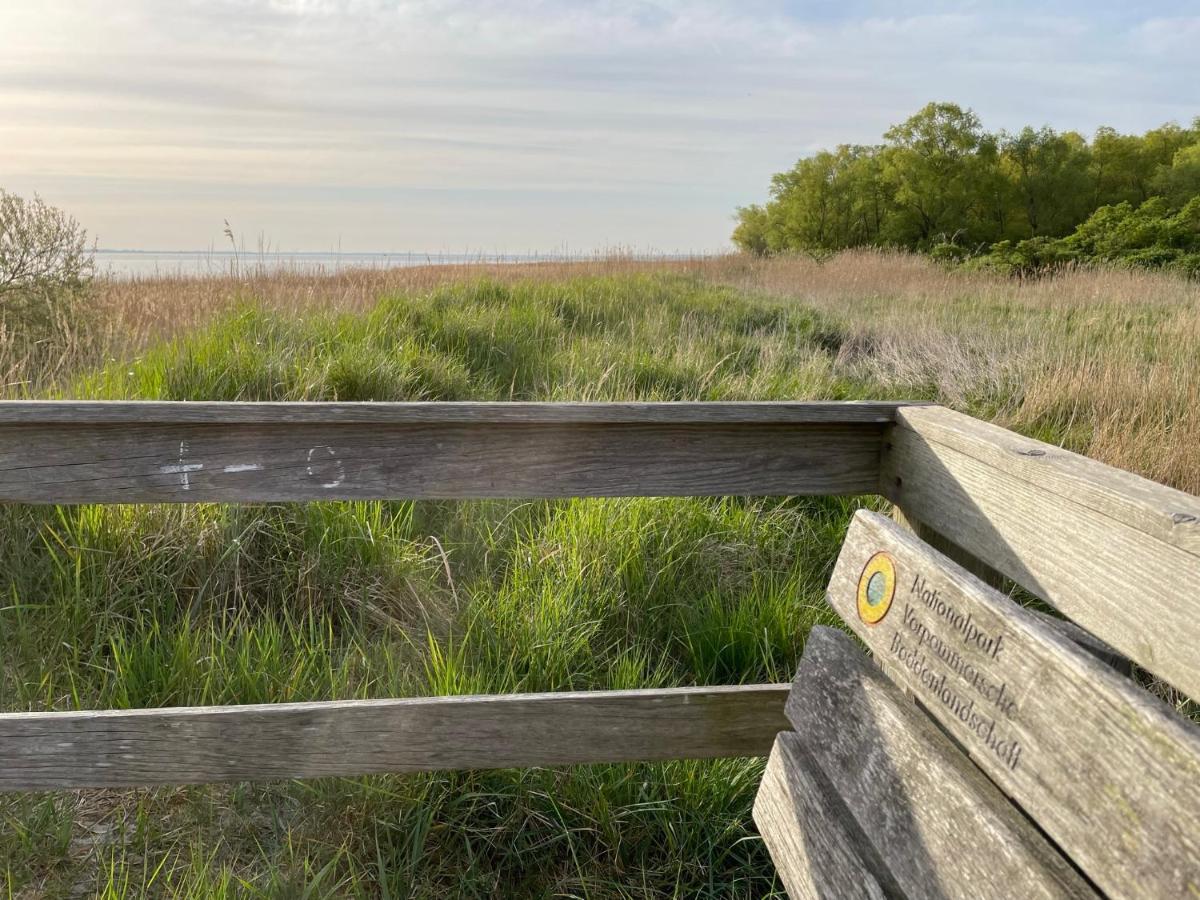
93;250;599;279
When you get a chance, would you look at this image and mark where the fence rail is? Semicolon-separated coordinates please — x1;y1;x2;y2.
0;401;906;504
883;404;1200;701
0;399;1196;794
0;685;789;792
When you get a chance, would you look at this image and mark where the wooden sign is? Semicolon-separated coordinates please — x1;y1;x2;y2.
827;510;1200;900
883;404;1200;708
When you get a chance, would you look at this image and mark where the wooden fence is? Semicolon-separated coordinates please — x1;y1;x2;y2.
755;508;1200;897
1;400;1197;793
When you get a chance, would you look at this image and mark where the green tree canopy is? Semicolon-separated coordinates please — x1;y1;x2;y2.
734;103;1200;276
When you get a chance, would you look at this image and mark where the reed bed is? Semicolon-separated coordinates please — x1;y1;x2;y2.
8;250;1193;487
0;253;1195;897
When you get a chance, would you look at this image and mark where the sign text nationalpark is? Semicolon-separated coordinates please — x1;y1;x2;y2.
883;573;1022;771
821;505;1200;899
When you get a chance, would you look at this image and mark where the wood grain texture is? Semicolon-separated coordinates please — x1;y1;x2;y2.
890;505;1006;589
827;511;1200;900
882;416;1200;700
787;627;1094;900
1025;610;1131;676
754;733;891;900
892;405;1200;554
0;420;884;503
891;508;1131;675
0;400;913;425
0;685;789;791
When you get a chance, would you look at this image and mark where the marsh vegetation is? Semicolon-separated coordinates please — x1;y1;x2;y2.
1;252;1197;896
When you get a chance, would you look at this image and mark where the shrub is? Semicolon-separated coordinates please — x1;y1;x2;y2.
964;236;1077;276
0;190;94;299
0;190;95;344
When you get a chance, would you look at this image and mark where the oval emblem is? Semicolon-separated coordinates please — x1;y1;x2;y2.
857;551;897;625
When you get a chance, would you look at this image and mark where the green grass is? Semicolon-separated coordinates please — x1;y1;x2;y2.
75;275;892;405
2;270;1159;897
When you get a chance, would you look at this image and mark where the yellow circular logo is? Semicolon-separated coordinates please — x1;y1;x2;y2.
857;552;897;625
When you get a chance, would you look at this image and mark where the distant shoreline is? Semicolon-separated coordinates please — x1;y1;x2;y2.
93;249;706;278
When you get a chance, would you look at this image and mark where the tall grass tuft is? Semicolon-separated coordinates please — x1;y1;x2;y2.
1;256;1196;896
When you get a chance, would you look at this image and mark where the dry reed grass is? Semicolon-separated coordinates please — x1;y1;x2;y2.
3;249;1196;490
1;250;1197;896
712;252;1200;491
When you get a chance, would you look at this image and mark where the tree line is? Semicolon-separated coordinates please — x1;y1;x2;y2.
733;102;1200;276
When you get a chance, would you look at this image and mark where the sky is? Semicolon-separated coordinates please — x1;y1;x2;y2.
1;1;1197;253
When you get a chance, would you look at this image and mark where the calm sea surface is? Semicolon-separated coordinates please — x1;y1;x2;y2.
93;250;601;278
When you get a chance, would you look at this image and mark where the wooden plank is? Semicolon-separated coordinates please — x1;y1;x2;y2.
0;684;789;791
1026;610;1131;676
0;400;911;426
890;405;1200;554
754;733;891;900
892;507;1131;675
787;627;1095;900
0;420;883;504
826;511;1200;899
882;412;1200;699
891;504;1007;590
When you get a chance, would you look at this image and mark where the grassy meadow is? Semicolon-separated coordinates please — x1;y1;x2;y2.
1;252;1198;897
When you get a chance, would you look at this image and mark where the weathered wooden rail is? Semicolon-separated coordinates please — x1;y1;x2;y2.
756;410;1200;899
0;401;894;503
0;400;894;789
1;400;1198;897
0;686;790;791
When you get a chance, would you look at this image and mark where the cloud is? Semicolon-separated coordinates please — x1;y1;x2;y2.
1132;16;1200;53
0;1;1195;250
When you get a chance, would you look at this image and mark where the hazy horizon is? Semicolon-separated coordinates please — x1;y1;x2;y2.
3;1;1197;253
90;246;700;278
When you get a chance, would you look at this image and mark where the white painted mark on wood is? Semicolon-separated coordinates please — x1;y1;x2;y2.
306;445;345;488
159;440;203;490
223;463;263;474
